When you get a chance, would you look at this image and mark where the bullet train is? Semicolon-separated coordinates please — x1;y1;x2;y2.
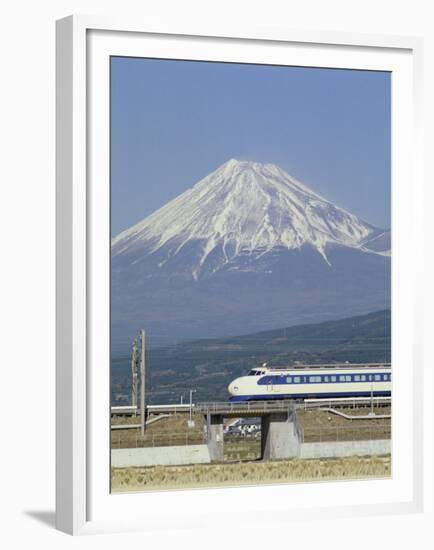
227;363;391;402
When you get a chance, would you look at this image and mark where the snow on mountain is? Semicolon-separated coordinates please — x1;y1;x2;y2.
112;159;385;279
111;159;391;352
360;230;391;256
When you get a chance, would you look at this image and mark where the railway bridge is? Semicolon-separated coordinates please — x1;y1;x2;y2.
112;400;303;461
196;400;302;461
111;397;390;462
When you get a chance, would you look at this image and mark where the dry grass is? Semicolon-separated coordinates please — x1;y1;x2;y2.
111;455;391;492
111;408;391;449
111;413;206;449
111;413;205;431
224;439;261;461
298;407;391;442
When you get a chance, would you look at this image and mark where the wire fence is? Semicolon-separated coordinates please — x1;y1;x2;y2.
301;423;391;443
112;430;207;449
112;423;391;450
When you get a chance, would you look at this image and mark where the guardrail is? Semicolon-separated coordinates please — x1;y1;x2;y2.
196;400;296;415
302;397;391;410
111;404;194;416
111;397;391;417
112;401;297;417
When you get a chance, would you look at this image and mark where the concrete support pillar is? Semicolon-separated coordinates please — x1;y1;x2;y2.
261;411;300;460
206;414;224;462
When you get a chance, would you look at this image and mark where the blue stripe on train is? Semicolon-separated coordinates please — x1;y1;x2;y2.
229;391;391;402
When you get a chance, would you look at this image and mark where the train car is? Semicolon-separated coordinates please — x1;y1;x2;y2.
227;363;391;401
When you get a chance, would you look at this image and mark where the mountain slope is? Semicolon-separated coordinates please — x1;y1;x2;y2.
113;159;384;279
361;230;391;255
111;159;390;353
111;310;391;404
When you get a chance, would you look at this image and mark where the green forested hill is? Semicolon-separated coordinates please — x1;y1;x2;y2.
111;310;391;404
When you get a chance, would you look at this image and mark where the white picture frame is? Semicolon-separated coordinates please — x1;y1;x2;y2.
56;15;424;535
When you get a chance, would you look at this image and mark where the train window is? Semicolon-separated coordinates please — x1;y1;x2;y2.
286;377;292;383
354;375;361;382
361;375;366;381
374;375;381;381
368;375;373;381
383;374;388;381
324;376;329;382
294;376;301;383
345;375;352;382
309;376;321;383
339;375;346;382
331;376;337;382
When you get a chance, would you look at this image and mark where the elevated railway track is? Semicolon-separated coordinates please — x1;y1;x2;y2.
111;396;391;418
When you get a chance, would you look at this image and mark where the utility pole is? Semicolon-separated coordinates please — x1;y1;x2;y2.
140;329;146;436
130;338;138;410
188;389;196;428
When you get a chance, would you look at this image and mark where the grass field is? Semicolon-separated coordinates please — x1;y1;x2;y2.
111;414;206;449
298;407;391;441
112;454;391;492
111;407;391;451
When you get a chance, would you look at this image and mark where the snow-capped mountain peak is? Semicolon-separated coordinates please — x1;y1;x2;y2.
112;159;384;278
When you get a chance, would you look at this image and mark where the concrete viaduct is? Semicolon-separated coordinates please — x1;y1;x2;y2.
195;401;302;461
111;397;390;463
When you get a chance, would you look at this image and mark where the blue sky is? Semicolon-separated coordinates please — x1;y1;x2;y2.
111;57;390;236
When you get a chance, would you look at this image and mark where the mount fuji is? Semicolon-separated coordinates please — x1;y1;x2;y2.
112;159;390;353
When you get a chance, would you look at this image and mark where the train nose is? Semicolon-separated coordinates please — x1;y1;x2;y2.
228;380;239;395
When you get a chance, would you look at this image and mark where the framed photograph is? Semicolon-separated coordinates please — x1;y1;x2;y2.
56;15;424;535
